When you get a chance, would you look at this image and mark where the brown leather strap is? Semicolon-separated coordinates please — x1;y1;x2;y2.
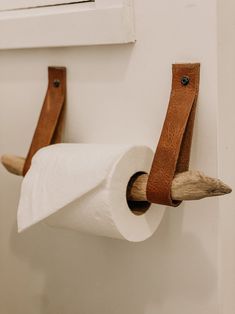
146;63;200;206
23;67;66;176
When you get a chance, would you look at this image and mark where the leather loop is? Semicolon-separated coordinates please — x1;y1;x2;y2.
23;67;66;176
146;63;200;206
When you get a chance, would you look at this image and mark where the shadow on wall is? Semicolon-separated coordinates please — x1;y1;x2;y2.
0;44;142;148
0;44;135;83
9;203;217;314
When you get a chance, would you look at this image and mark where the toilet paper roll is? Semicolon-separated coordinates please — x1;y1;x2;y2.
18;144;165;242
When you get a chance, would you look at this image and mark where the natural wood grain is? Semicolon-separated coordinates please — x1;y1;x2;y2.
1;154;232;201
1;155;25;176
127;171;232;201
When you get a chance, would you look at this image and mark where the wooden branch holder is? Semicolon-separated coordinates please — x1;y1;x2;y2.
0;64;232;203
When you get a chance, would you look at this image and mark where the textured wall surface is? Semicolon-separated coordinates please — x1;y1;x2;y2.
0;1;227;313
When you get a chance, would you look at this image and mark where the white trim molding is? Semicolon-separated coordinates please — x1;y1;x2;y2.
0;0;93;11
0;0;135;49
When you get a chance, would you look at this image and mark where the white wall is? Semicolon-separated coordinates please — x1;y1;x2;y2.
218;1;235;313
0;1;225;313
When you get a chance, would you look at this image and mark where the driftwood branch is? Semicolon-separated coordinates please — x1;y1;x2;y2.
127;171;232;201
1;155;25;176
1;154;232;202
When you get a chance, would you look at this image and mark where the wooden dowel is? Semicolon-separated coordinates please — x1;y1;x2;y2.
1;154;232;201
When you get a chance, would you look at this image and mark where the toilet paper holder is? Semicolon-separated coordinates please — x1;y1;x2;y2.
1;66;66;176
1;64;232;204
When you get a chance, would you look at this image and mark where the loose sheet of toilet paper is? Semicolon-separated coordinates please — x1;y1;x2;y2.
17;144;165;242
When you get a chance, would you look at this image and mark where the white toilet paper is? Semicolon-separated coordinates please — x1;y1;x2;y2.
18;144;165;242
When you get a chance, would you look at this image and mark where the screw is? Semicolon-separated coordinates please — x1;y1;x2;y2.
53;79;60;88
181;76;190;86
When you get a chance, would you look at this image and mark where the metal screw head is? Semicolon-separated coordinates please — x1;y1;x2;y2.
53;79;60;88
181;76;190;86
